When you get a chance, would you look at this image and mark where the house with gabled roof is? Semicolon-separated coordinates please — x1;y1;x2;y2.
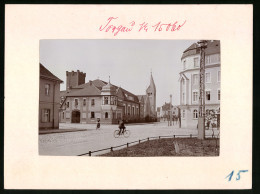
39;63;63;129
59;70;157;124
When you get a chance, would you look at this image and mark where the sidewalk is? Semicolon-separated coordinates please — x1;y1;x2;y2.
39;128;88;135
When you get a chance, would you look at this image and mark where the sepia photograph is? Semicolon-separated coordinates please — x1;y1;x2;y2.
5;4;252;189
39;39;221;156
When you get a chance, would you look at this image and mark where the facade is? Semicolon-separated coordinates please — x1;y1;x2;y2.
60;71;156;124
179;40;221;128
39;64;63;129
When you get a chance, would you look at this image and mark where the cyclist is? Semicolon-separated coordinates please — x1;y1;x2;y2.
118;119;125;135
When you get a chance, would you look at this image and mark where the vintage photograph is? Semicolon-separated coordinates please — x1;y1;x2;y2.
39;39;221;156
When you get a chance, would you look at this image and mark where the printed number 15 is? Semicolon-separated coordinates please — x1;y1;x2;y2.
226;170;248;181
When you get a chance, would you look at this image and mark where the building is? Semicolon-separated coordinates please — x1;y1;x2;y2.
179;40;221;128
60;71;156;124
39;64;63;129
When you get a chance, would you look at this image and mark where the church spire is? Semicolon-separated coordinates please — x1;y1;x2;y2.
150;72;156;93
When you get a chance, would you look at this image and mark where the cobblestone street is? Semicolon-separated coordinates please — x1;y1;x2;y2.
39;121;218;156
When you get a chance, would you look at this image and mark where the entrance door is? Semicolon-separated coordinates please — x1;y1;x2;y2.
72;111;80;123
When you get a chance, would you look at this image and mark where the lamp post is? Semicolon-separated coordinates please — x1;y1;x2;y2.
170;94;173;126
197;40;207;140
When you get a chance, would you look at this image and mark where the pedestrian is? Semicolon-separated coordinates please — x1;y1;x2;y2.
96;118;100;130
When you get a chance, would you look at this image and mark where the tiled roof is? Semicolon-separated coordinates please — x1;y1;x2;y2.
62;79;140;103
40;63;63;83
181;40;220;59
65;84;101;96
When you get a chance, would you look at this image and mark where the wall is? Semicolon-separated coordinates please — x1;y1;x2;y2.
39;78;60;129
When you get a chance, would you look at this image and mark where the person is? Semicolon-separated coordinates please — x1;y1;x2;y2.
96;118;100;130
118;119;125;135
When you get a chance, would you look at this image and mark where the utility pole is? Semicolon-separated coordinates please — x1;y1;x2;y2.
170;94;173;126
198;40;208;140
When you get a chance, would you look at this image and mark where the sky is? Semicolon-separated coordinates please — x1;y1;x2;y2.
40;39;197;107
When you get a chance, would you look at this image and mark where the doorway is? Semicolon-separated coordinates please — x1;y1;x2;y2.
72;110;80;123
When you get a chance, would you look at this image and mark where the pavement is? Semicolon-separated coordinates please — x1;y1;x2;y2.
39;121;219;156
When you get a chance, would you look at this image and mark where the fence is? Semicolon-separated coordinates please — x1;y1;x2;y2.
77;133;220;156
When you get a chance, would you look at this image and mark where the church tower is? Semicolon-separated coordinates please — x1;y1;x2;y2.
146;72;156;117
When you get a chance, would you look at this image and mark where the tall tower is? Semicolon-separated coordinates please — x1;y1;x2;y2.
146;72;156;117
66;70;86;90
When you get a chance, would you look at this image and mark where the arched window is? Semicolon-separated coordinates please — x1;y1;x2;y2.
193;109;198;119
105;112;108;119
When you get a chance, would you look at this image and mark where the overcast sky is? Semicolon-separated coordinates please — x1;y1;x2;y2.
40;39;197;107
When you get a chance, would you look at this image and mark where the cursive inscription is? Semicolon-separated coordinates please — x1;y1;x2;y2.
99;17;186;36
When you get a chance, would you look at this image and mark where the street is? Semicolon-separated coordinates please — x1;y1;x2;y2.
39;121;218;156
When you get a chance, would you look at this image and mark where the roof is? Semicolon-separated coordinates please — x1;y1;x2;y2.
65;84;101;97
137;95;146;103
40;63;63;83
62;79;140;103
181;40;220;59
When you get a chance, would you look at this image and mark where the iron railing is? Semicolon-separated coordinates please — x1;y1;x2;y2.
77;133;220;156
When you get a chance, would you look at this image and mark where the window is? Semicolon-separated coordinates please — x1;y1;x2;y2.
91;99;95;106
41;109;50;122
182;79;185;85
205;56;210;65
83;99;86;106
193;109;198;119
137;107;139;115
66;102;69;108
128;106;131;115
182;110;185;118
193;74;198;85
206;54;220;65
193;91;198;102
45;84;50;96
124;105;126;115
62;112;65;119
91;112;95;119
104;97;108;105
182;93;185;103
132;107;135;115
105;112;108;118
205;72;211;83
183;60;186;70
206;91;211;101
218;71;221;82
218;90;220;100
194;57;199;68
111;96;115;105
74;99;78;106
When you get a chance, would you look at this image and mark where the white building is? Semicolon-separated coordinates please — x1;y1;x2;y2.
179;40;221;128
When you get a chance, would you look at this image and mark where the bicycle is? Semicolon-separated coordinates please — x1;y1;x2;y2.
114;128;130;138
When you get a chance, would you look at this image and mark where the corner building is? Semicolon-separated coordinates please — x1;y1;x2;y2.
179;40;221;128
